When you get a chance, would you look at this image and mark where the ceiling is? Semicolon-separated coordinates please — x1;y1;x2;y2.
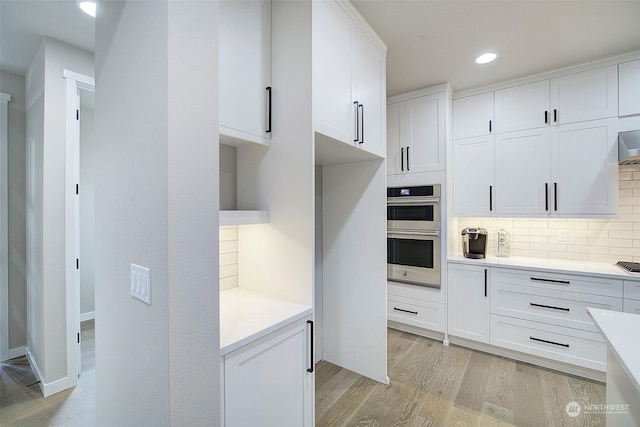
2;1;640;97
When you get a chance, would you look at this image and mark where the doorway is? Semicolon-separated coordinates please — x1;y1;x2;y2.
63;70;95;385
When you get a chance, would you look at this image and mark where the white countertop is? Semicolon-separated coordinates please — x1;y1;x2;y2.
588;308;640;394
448;254;640;281
220;287;313;356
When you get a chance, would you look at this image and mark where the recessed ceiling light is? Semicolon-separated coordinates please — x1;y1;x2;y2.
476;53;497;64
76;0;96;18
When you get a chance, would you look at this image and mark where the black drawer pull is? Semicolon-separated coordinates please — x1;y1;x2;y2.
393;307;418;315
530;277;570;285
530;302;570;312
530;336;569;348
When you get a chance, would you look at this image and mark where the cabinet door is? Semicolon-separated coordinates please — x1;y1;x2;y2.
447;263;490;343
550;65;618;124
405;93;445;172
495;128;551;215
453;92;494;139
494;80;550;133
619;59;640;117
313;0;354;145
352;29;385;157
453;135;495;216
550;118;618;215
224;317;313;427
387;102;405;175
220;0;271;144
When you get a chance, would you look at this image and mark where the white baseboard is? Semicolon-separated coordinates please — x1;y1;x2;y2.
26;347;74;397
80;311;95;322
7;345;26;359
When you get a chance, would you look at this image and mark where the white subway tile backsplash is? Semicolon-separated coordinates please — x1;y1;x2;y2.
458;175;640;262
219;225;238;291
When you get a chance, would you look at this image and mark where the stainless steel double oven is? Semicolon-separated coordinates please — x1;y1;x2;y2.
387;184;441;288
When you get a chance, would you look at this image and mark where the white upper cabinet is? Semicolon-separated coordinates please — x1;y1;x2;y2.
494;128;551;215
313;0;353;145
314;0;386;158
452;135;495;217
550;118;619;215
219;0;272;146
352;29;386;157
453;92;494;140
387;89;447;175
494;80;550;133
550;65;618;125
619;59;640;117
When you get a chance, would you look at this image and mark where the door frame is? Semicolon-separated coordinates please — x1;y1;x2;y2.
0;92;11;362
63;70;94;382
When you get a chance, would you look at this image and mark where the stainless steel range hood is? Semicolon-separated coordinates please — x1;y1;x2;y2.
619;130;640;165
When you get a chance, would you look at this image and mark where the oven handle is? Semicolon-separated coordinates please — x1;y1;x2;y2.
387;197;440;206
387;230;441;237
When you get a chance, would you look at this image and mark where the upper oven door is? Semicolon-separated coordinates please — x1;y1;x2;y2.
387;198;440;231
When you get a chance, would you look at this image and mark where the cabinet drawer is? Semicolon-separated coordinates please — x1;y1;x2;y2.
388;281;444;304
623;280;640;301
387;296;445;333
491;282;622;332
623;298;640;314
490;314;606;372
492;267;623;298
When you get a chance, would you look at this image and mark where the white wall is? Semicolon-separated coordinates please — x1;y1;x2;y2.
25;37;94;392
0;70;27;356
79;96;95;316
95;1;220;425
458;169;640;263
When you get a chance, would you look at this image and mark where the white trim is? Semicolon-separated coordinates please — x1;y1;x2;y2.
80;311;95;322
387;83;453;105
26;348;73;397
0;92;10;362
8;345;27;359
63;70;94;387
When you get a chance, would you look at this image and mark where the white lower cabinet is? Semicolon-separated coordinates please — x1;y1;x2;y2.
447;263;490;343
387;295;446;333
623;298;640;314
223;316;313;427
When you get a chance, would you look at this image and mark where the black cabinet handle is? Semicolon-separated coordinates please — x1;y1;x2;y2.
554;109;557;123
554;182;558;211
489;186;493;211
530;277;570;285
307;320;314;373
358;103;364;144
401;147;404;171
406;147;410;171
544;110;548;124
530;336;569;348
545;183;549;211
393;307;418;315
489;120;492;133
266;86;272;133
484;269;488;297
530;302;570;312
353;101;359;142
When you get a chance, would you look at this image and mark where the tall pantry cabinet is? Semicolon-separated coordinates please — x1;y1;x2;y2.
218;1;389;425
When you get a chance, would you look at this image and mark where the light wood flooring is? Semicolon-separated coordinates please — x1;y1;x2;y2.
316;328;606;427
1;324;606;426
0;320;95;426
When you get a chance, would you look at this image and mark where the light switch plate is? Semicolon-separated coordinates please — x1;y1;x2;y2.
131;264;151;305
558;229;568;243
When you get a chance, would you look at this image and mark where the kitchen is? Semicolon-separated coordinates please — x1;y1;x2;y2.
1;1;640;426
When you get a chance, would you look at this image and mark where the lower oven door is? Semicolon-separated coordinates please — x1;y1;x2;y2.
387;230;441;288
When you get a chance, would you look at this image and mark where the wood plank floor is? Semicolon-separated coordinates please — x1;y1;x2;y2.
316;328;606;427
0;320;96;426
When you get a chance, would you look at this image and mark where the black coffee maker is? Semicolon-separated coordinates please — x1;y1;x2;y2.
461;228;488;259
